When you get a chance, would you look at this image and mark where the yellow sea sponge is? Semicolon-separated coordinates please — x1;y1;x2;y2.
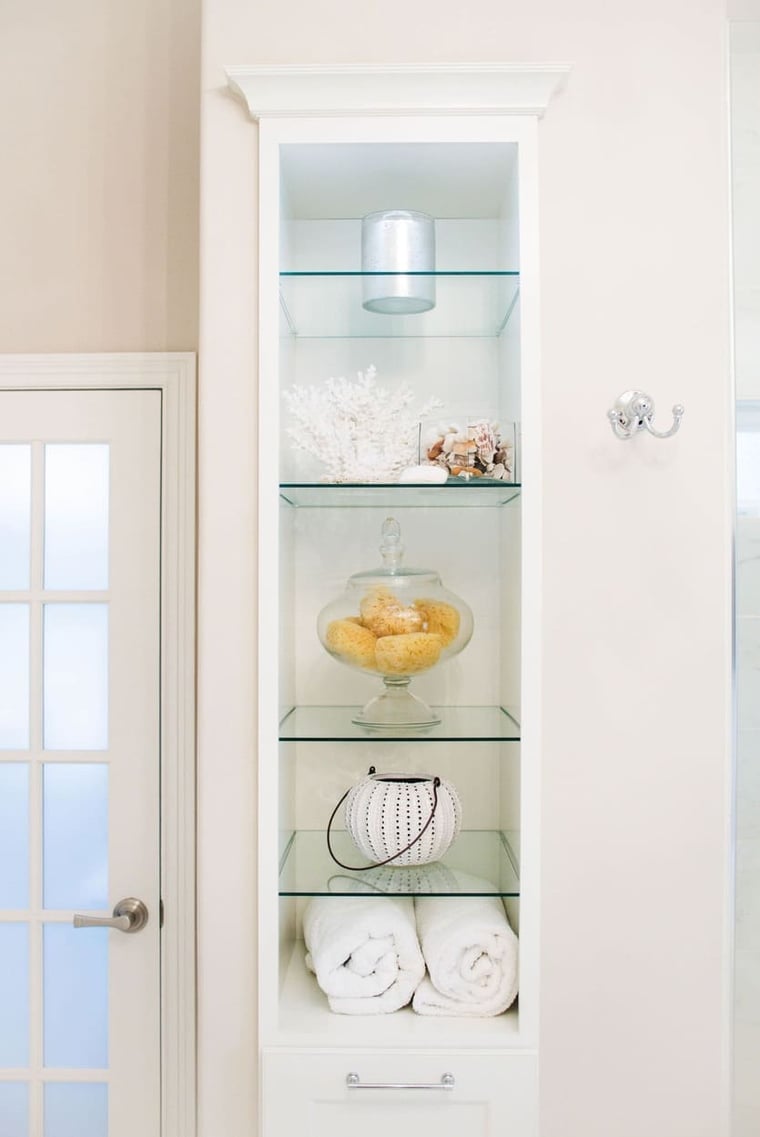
375;632;443;676
360;587;424;637
414;599;460;646
325;619;377;670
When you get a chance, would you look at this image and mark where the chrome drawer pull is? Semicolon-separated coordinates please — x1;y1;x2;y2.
346;1072;454;1091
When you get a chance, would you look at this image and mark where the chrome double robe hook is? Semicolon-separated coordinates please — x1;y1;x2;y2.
607;390;685;441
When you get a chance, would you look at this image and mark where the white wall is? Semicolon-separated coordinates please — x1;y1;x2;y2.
733;25;760;401
199;4;732;1137
0;1;200;352
730;20;760;1137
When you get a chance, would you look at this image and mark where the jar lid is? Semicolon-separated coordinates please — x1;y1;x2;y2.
347;517;440;589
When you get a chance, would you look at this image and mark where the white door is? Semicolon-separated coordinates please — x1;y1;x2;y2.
0;390;161;1137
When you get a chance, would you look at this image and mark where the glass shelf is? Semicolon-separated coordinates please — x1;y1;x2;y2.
279;705;520;742
279;829;520;897
279;481;521;509
279;271;520;339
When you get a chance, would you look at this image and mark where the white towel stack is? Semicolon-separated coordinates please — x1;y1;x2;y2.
412;891;519;1017
303;878;518;1017
303;895;425;1014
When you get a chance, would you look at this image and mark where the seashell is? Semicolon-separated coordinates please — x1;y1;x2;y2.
451;440;477;457
398;464;448;484
442;429;468;451
490;463;506;480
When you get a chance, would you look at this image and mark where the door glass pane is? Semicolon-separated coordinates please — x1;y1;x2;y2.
0;604;30;750
0;445;31;590
0;924;29;1066
44;1084;107;1137
43;765;108;910
44;924;108;1068
0;764;29;908
44;444;109;590
0;1083;29;1137
43;605;108;750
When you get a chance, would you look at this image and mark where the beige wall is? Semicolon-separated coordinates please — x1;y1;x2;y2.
199;3;733;1137
0;2;735;1133
0;1;200;352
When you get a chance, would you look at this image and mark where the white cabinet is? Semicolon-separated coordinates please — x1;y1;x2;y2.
226;65;567;1137
262;1051;537;1137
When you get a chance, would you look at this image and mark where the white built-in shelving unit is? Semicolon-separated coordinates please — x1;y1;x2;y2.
226;64;568;1135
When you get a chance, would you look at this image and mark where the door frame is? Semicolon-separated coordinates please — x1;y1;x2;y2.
0;352;197;1137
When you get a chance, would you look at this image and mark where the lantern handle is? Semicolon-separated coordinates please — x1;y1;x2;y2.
326;766;441;871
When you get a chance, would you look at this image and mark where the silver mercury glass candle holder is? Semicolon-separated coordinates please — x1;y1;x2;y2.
361;210;436;315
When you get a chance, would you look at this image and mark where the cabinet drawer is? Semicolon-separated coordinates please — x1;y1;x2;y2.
262;1049;536;1137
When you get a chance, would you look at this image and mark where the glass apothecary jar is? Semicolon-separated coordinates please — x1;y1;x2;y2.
317;517;474;727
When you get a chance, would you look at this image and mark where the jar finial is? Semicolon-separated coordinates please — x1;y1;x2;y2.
379;517;403;573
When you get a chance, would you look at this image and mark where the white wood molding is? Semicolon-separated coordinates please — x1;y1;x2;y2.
156;356;197;1137
225;62;571;120
0;352;197;1137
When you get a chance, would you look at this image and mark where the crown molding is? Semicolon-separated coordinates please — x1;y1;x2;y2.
224;62;571;120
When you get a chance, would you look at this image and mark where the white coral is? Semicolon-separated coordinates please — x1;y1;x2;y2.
283;366;443;483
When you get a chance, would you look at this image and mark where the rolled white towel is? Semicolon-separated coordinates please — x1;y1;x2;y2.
304;896;425;1015
412;889;518;1017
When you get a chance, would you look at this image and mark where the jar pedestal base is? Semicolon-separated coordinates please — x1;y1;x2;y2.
353;679;441;728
